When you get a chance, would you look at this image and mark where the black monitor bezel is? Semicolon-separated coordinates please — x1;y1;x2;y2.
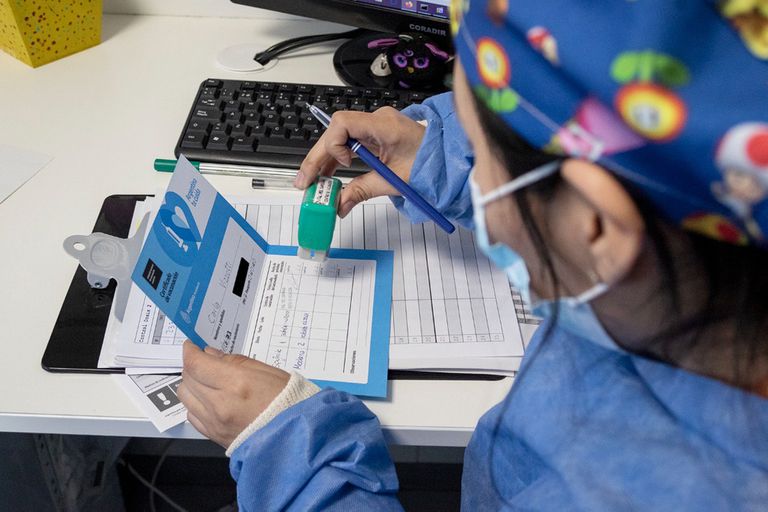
231;0;452;47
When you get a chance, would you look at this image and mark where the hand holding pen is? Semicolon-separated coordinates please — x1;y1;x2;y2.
296;106;456;233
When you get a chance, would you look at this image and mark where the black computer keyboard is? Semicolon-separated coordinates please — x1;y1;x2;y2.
174;79;433;175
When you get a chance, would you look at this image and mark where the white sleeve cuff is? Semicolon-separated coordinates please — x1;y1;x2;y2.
225;372;321;457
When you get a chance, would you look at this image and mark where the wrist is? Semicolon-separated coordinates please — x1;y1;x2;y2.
225;372;321;456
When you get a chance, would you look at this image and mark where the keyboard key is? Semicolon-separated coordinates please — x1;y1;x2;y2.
242;101;260;113
192;108;223;121
223;100;242;113
261;104;278;114
363;88;380;98
263;112;281;128
350;104;366;112
324;86;340;96
219;88;239;101
211;122;229;134
381;90;397;99
240;81;256;90
269;125;288;138
343;88;360;97
204;79;222;88
301;114;318;127
249;124;268;138
278;84;296;93
308;127;323;140
226;111;244;123
256;136;312;154
231;135;257;151
198;98;221;109
289;127;306;140
206;133;231;150
297;84;313;94
243;112;261;124
181;130;207;149
200;87;219;98
187;120;211;133
331;97;349;109
259;82;275;91
230;123;250;136
282;114;300;128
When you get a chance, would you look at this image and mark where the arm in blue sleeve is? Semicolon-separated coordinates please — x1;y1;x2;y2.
229;389;403;512
393;91;475;230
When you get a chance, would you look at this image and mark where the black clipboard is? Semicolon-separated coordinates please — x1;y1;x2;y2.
42;195;149;374
41;194;502;381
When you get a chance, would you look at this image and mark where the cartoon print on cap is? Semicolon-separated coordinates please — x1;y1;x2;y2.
682;212;749;245
549;97;646;159
611;51;689;141
711;122;768;241
527;26;559;65
477;37;511;88
474;37;519;113
719;0;768;59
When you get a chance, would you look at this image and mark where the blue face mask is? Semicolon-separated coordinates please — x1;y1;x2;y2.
469;162;624;353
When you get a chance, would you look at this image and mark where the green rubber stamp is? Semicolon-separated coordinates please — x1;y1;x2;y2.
297;176;343;261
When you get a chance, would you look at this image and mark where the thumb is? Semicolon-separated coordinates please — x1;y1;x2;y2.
338;172;399;218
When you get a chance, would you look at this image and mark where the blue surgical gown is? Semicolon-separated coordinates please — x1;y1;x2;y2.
229;93;768;511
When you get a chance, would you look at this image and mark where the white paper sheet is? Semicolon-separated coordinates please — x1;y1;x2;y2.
242;256;375;383
231;195;539;370
0;145;52;204
112;373;186;432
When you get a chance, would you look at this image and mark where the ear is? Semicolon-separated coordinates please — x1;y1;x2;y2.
559;158;645;286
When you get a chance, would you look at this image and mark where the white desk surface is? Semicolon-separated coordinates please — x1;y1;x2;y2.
0;14;512;446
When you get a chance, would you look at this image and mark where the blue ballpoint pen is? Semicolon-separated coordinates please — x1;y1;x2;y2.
308;104;456;234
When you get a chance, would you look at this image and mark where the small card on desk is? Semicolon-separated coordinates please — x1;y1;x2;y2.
130;156;393;397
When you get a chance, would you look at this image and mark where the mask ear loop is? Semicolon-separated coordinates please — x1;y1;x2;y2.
477;161;561;206
574;270;610;304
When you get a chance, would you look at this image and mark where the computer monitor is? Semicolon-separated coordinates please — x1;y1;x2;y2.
231;0;452;88
231;0;451;47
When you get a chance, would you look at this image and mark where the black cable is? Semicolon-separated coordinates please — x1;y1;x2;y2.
254;28;369;65
150;440;176;512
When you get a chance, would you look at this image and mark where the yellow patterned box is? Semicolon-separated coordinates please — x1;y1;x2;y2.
0;0;102;67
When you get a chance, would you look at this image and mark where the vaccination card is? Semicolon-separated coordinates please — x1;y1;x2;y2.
130;156;393;397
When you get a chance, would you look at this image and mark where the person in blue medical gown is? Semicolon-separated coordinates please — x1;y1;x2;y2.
177;2;768;510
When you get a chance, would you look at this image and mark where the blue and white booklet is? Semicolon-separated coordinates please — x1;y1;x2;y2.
129;156;393;398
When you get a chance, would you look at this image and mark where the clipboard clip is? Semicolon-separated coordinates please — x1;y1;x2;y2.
63;213;150;321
